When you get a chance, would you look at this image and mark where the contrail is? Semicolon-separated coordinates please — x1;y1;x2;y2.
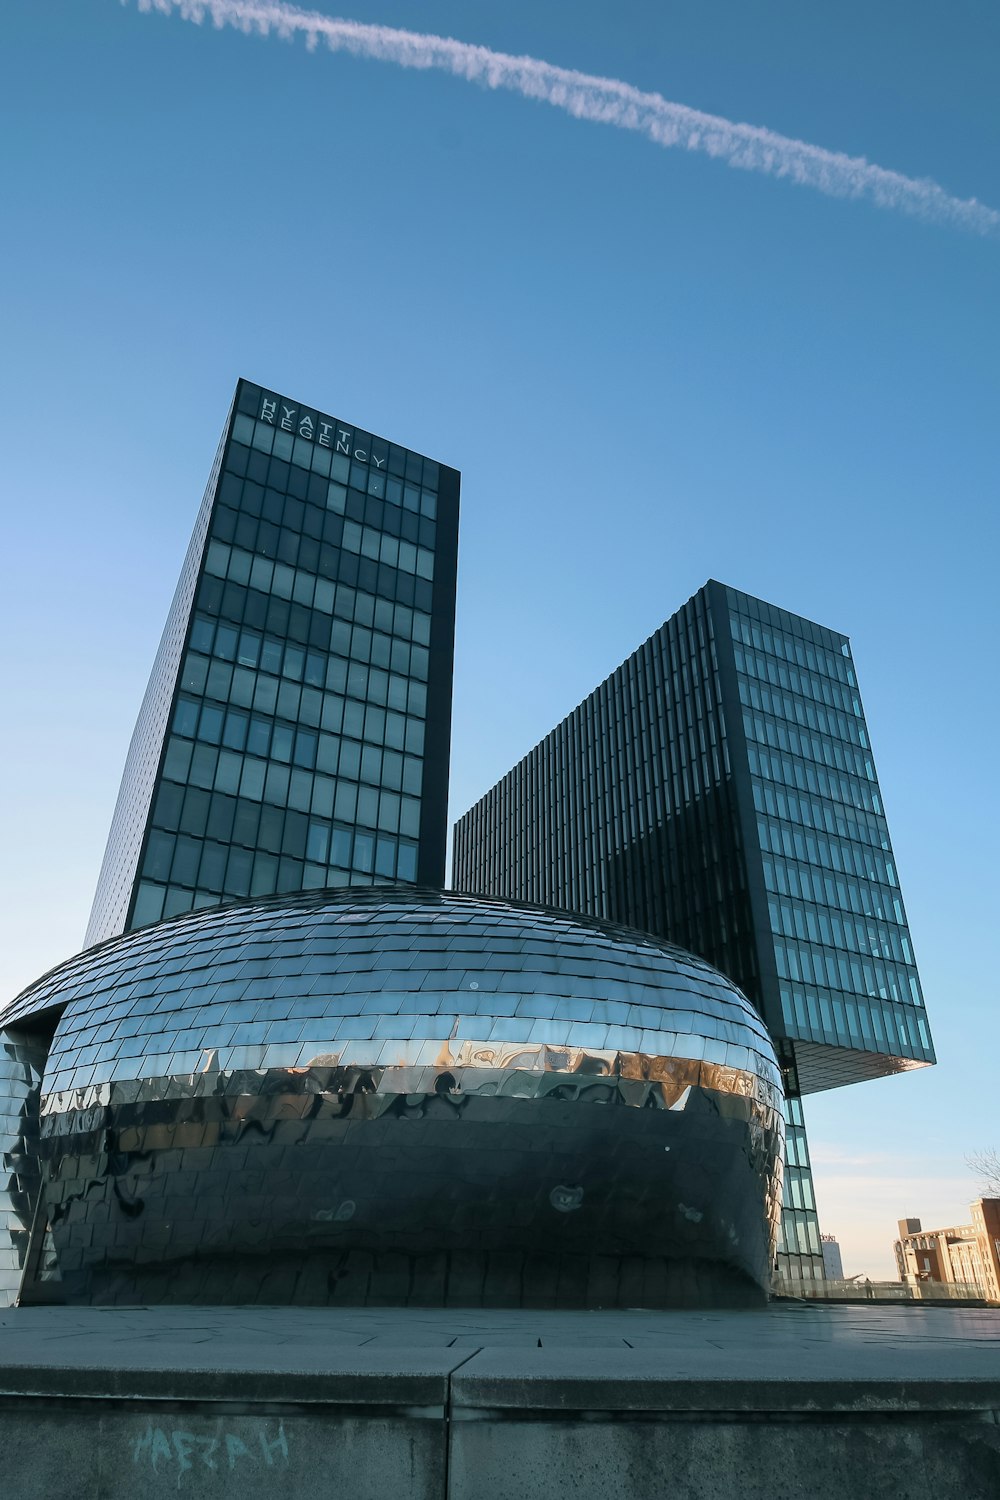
134;0;999;238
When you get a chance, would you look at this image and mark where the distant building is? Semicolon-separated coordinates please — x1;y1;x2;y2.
821;1234;844;1280
894;1201;1000;1300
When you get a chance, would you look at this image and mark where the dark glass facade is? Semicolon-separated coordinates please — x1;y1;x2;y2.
452;579;934;1281
86;379;460;947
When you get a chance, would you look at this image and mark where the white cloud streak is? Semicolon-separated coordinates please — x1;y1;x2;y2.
133;0;999;238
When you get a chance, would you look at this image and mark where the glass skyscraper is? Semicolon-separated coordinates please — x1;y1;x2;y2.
452;579;933;1280
86;378;460;947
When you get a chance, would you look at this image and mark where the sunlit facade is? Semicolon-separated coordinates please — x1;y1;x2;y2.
895;1203;1000;1302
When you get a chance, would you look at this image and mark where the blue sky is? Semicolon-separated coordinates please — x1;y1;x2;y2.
1;0;998;1275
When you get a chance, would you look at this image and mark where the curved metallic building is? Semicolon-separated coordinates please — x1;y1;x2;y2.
0;889;783;1307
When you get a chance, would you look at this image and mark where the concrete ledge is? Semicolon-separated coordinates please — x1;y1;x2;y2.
0;1348;463;1406
1;1304;999;1498
450;1345;1000;1414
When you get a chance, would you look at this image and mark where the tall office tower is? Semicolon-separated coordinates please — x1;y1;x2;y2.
453;579;933;1281
86;379;460;947
821;1234;845;1281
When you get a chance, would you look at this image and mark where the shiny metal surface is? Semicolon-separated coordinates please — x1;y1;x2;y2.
2;889;784;1307
0;1029;48;1301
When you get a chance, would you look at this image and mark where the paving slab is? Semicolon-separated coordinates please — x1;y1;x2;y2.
1;1301;997;1405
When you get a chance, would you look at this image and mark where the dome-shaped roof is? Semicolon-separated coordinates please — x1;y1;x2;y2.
3;887;779;1098
7;889;785;1309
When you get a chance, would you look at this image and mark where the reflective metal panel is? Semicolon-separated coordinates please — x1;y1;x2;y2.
3;889;784;1307
0;1029;48;1304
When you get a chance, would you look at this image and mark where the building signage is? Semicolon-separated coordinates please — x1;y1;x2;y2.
259;395;385;466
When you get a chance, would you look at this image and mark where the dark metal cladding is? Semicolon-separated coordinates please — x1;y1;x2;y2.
2;889;784;1309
